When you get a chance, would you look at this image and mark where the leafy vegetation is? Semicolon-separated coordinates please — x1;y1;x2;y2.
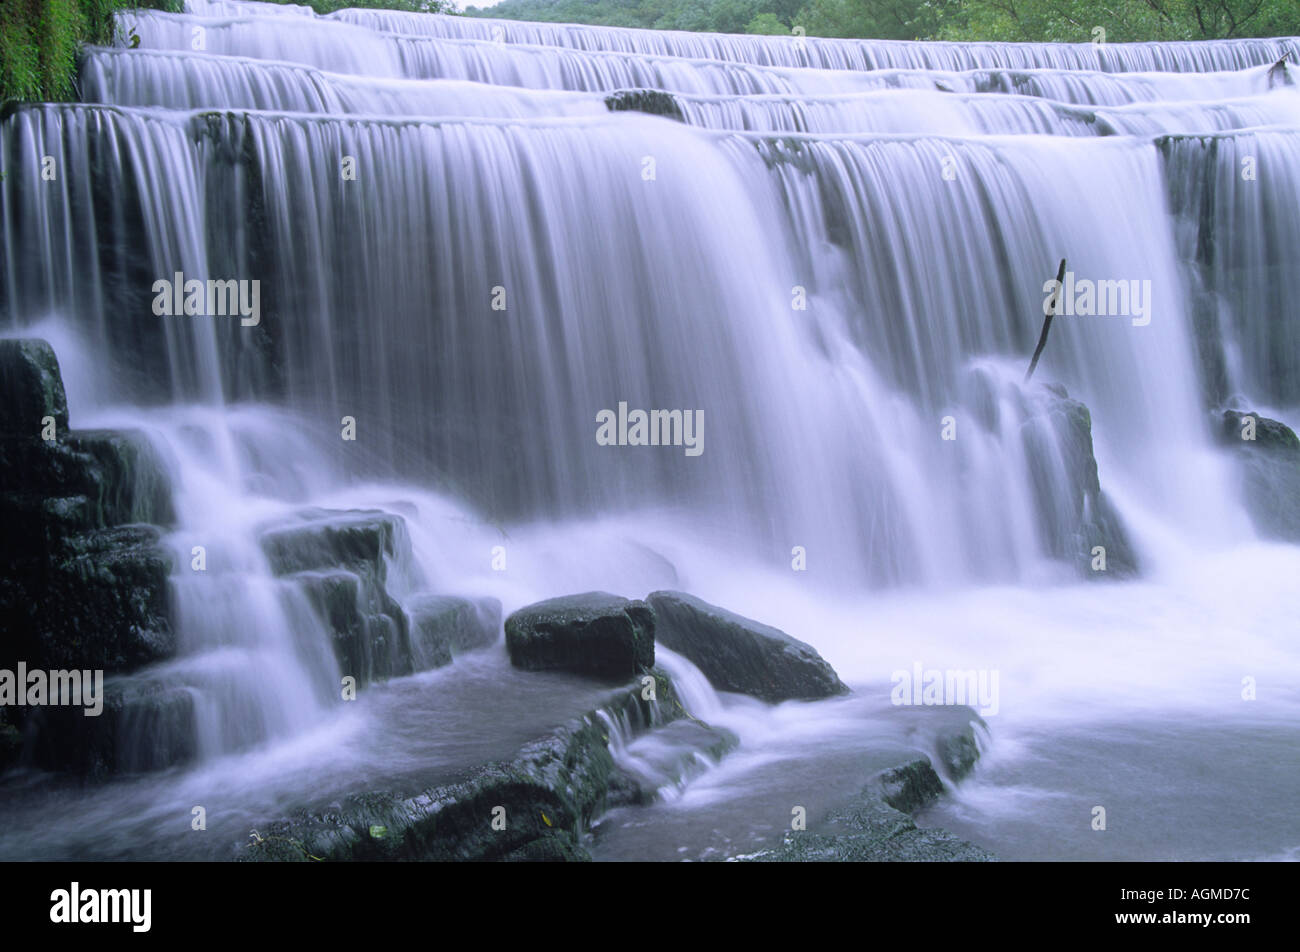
0;0;181;102
466;0;1300;42
269;0;455;13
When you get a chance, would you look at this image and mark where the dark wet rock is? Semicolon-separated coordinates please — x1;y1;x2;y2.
62;431;175;529
505;592;654;679
937;721;984;781
241;669;693;862
0;708;21;772
0;338;68;436
1268;56;1294;89
26;678;198;779
1215;408;1300;541
290;569;413;686
267;512;502;687
749;790;996;862
500;830;592;862
745;713;995;862
0;339;180;778
604;89;684;122
408;594;502;661
1022;387;1137;577
647;591;848;702
1218;408;1300;452
260;508;409;579
0;525;174;675
876;758;946;814
263;509;429;686
0;430;175;558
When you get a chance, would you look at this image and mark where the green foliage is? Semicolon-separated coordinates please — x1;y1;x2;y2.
465;0;791;32
939;0;1299;42
469;0;1299;41
0;1;181;103
264;0;455;13
745;11;790;34
793;0;956;39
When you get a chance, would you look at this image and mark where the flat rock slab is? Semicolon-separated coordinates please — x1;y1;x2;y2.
506;592;654;680
241;669;689;862
647;590;848;703
259;508;408;579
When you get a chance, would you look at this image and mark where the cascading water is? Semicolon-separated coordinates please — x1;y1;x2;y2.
1;0;1299;861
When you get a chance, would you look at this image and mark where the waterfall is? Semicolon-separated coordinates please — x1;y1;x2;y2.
326;5;1297;73
121;8;1299;97
2;0;1298;812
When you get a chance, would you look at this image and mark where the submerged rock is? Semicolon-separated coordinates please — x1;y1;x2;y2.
28;677;198;779
604;89;685;122
646;591;848;703
605;718;738;808
408;594;502;662
505;592;654;679
746;712;994;862
1215;408;1300;541
749;763;996;862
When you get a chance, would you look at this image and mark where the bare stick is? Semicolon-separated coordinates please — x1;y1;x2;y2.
1025;257;1067;384
1268;55;1294;89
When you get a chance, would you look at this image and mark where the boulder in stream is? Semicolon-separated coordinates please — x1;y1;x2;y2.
647;591;848;703
1215;408;1300;541
505;592;654;679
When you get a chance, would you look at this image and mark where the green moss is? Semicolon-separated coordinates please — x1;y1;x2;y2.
0;1;181;103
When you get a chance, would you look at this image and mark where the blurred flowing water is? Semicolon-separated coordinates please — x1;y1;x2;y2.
0;0;1298;860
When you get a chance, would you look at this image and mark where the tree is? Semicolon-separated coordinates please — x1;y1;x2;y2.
794;0;957;39
939;0;1299;42
746;11;792;32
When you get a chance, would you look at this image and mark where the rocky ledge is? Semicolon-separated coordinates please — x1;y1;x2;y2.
241;588;990;862
260;508;503;689
241;669;733;862
1;339;177;774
